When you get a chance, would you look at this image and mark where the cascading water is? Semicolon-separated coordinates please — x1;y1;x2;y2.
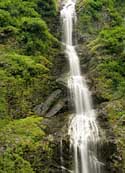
61;0;103;173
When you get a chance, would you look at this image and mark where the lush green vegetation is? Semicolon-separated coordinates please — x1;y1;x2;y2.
0;116;53;173
0;0;59;119
0;0;59;172
77;0;125;171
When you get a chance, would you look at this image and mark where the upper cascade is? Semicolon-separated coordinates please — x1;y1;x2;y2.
61;0;76;45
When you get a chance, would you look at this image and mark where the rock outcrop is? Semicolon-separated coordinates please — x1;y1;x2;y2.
34;89;63;116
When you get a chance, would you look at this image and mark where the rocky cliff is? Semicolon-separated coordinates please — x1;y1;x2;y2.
0;0;125;173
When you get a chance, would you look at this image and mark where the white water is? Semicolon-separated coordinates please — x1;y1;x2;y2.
61;0;102;173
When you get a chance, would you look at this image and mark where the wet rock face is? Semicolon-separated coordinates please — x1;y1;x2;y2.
56;73;70;88
40;112;73;173
98;102;125;173
34;89;67;117
46;99;67;117
49;140;72;173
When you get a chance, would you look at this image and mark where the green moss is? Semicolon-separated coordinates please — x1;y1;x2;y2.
93;58;125;100
0;0;58;54
0;0;60;119
0;9;12;27
0;116;44;144
90;26;125;54
0;0;60;172
19;17;56;55
0;48;54;119
0;116;53;173
0;150;35;173
103;100;125;170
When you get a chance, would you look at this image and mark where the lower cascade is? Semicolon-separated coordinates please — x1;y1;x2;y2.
61;0;103;173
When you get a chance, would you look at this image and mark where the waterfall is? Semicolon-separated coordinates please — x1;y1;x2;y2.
61;0;103;173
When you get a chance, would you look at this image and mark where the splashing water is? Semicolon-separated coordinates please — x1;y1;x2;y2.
61;0;103;173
